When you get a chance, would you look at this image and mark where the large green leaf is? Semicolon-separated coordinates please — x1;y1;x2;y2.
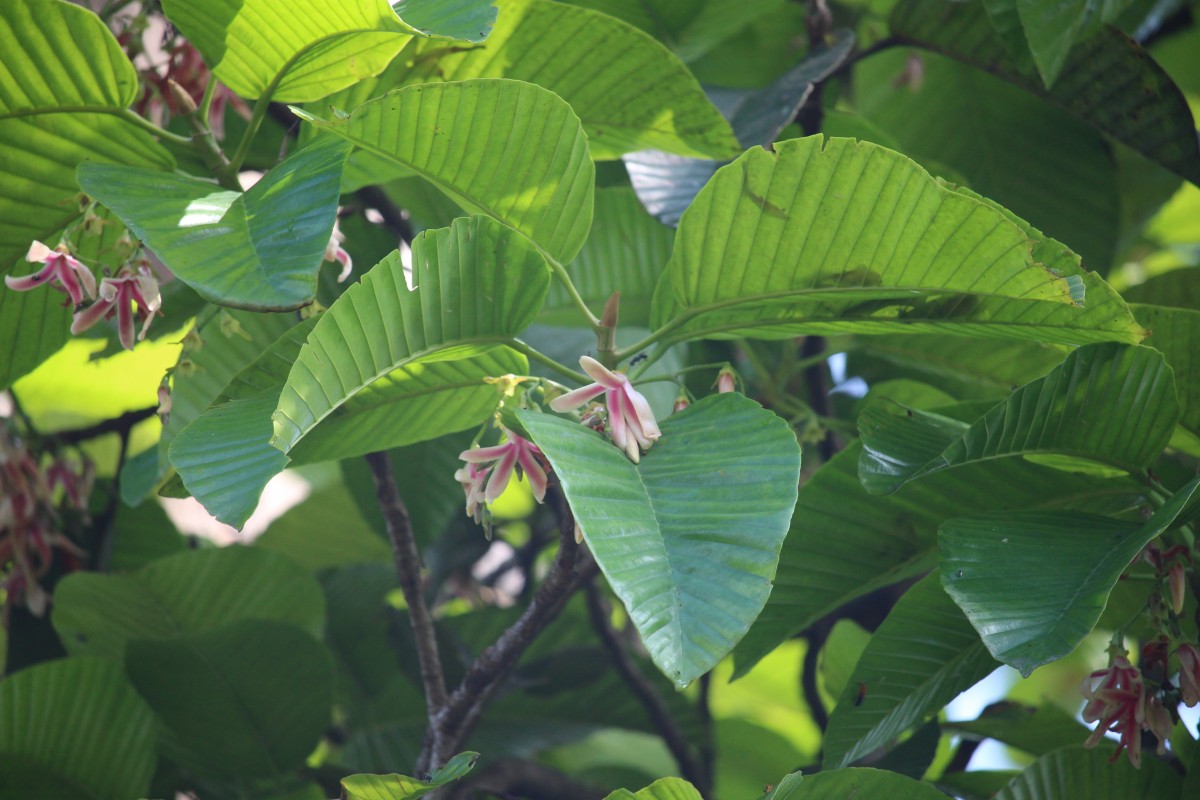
856;47;1121;273
650;136;1141;346
823;575;997;768
993;746;1182;799
0;657;156;800
0;0;173;385
125;620;333;779
942;703;1093;758
540;186;675;327
341;752;479;800
272;217;551;456
296;79;594;264
255;483;392;572
760;768;949;799
78;137;350;311
159;0;493;104
519;393;801;688
52;545;325;660
859;343;1178;494
940;476;1200;676
1013;0;1132;87
731;441;1144;676
605;778;704;800
319;0;739;161
1132;303;1200;443
890;0;1200;185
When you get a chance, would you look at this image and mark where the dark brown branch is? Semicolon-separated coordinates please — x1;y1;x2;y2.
444;758;605;800
49;406;158;446
585;581;711;797
428;483;597;770
355;184;416;244
364;452;449;728
697;671;715;790
800;336;839;462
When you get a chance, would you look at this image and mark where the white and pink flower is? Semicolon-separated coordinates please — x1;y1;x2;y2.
455;429;549;521
550;356;661;463
5;241;97;307
71;265;162;350
324;223;353;283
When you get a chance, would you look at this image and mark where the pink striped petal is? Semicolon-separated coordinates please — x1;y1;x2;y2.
579;355;625;390
607;389;628;449
71;297;116;334
516;446;548;502
484;447;519;503
460;443;515;462
624;385;662;442
115;292;136;350
549;382;606;412
4;262;55;292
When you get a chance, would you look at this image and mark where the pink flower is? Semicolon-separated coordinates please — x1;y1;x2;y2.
324;223;352;283
71;265;161;350
1178;644;1200;707
5;241;97;307
550;356;662;463
1081;652;1145;767
673;394;690;413
456;429;548;519
715;366;737;394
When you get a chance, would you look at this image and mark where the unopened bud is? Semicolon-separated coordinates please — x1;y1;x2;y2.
1170;562;1187;615
167;79;198;115
715;366;737;394
673;394;690;413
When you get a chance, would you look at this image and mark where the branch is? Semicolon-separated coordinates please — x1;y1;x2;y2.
364;452;449;725
585;581;710;797
48;406;158;446
354;184;416;244
428;483;598;770
444;758;605;800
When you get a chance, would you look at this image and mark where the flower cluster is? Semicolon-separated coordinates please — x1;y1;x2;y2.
551;356;661;463
1;433;90;623
1080;649;1174;767
6;241;163;351
455;428;549;523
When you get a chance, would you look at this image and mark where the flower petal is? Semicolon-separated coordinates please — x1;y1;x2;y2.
485;447;519;503
623;385;662;442
608;389;628;450
71;297;115;334
25;241;53;263
516;447;548;502
549;382;606;412
4;262;55;292
460;443;515;462
579;355;625;389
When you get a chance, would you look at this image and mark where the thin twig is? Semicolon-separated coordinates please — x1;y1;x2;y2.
585;581;710;797
364;452;449;725
48;406;158;446
697;671;715;790
355;184;416;244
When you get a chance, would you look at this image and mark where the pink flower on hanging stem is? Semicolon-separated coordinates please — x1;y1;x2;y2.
1080;652;1145;767
550;356;662;463
71;265;162;350
5;241;97;307
456;429;549;520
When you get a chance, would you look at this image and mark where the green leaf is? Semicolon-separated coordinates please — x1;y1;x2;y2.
942;703;1092;758
519;394;801;688
993;746;1182;799
890;0;1200;185
650;136;1141;346
255;483;392;572
1015;0;1099;87
940;476;1200;676
272;217;550;456
125;620;333;779
759;768;948;799
824;575;997;768
605;777;704;800
341;752;480;800
318;0;740;161
295;79;594;264
540;187;676;327
77;137;351;311
52;545;325;660
0;0;173;384
859;343;1178;494
0;658;156;800
731;441;1144;676
1132;304;1200;442
159;0;491;104
762;771;803;798
107;496;187;572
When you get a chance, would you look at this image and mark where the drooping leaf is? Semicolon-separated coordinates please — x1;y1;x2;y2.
272;217;550;456
295;80;593;264
1124;269;1200;310
0;658;156;800
52;545;325;660
78;137;350;310
651;136;1141;346
125;620;333;779
341;752;480;800
625;29;856;225
856;47;1122;273
319;0;739;161
993;746;1182;799
605;777;704;800
732;442;1144;676
890;0;1200;185
159;0;492;104
1014;0;1136;88
942;702;1093;758
858;343;1178;494
759;768;948;799
519;394;801;688
823;575;997;768
1132;303;1200;443
0;0;173;385
540;187;676;327
939;476;1200;676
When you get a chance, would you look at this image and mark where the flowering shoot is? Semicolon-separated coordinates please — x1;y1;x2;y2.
5;241;97;307
550;356;661;463
71;264;162;350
